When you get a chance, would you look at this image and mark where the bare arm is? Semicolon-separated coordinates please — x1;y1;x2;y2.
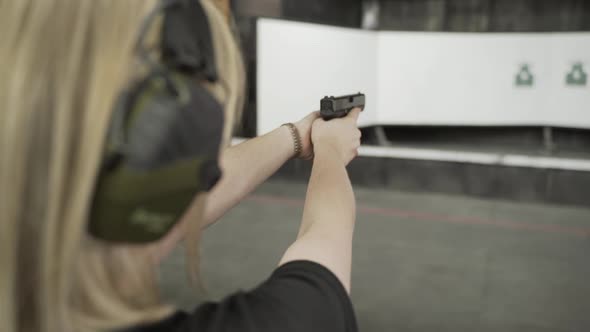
279;147;356;291
201;112;319;229
279;109;362;293
201;127;292;227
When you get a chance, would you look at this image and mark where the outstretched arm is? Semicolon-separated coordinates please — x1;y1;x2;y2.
279;109;362;293
201;112;319;229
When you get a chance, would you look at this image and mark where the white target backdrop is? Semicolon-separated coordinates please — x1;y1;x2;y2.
257;18;590;135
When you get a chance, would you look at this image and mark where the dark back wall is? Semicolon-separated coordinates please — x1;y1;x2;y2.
232;0;590;34
379;0;590;32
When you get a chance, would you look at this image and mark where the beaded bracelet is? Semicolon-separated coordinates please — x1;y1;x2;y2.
281;123;302;159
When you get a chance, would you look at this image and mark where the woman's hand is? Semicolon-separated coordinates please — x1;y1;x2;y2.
294;111;321;160
311;108;362;166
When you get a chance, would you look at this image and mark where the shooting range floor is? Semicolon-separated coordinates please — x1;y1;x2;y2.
160;179;590;332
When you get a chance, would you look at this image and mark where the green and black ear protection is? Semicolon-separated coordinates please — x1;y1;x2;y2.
88;0;224;243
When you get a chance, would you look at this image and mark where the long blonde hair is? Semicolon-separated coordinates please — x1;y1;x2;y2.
0;0;245;331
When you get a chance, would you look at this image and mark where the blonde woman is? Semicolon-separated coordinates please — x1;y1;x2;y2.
0;0;361;331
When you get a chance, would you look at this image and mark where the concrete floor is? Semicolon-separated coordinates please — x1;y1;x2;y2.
159;180;590;332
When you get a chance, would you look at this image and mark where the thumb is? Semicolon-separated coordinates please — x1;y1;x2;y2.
347;107;362;122
308;110;321;120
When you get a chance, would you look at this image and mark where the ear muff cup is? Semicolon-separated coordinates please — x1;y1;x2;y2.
89;159;207;242
88;73;224;243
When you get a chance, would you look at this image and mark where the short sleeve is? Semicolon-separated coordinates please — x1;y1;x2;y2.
162;260;358;332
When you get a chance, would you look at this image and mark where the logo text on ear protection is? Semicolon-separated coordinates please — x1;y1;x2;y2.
130;208;175;233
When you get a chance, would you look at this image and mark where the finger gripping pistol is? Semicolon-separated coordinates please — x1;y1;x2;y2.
320;93;365;120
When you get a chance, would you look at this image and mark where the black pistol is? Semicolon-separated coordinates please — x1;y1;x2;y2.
320;93;365;120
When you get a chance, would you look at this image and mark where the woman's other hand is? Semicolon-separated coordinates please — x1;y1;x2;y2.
294;111;321;160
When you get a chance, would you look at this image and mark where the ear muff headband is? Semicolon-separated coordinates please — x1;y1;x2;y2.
88;0;224;243
161;0;218;81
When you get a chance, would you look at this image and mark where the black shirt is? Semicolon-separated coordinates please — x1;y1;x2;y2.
129;260;357;332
